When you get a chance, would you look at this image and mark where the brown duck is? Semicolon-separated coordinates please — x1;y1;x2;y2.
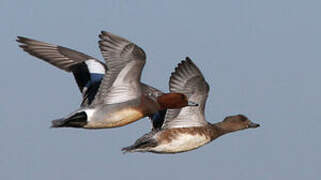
122;57;260;153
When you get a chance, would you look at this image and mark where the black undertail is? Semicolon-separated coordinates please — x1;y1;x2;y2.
51;112;87;128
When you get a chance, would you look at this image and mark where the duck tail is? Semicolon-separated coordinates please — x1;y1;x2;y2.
50;112;87;128
121;145;138;153
51;118;66;128
121;136;158;154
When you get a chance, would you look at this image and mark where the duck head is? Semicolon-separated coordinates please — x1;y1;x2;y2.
218;114;260;133
157;93;198;109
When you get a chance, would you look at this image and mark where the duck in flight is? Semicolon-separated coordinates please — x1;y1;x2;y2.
122;57;260;153
17;31;197;129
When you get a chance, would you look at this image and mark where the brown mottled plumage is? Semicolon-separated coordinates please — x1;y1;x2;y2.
122;58;260;154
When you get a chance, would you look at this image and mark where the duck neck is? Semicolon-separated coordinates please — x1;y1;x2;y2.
210;122;236;140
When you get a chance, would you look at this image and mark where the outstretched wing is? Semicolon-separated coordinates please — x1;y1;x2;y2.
91;31;146;105
17;36;106;106
141;83;164;100
162;57;209;129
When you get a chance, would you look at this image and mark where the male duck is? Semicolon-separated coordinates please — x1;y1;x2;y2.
122;57;260;153
17;31;197;129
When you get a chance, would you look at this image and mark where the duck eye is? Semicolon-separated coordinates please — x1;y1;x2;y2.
181;94;186;100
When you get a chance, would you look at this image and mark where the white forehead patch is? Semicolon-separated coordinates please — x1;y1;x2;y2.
85;59;105;74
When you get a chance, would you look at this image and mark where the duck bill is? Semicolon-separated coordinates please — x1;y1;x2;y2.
248;122;260;128
187;101;199;106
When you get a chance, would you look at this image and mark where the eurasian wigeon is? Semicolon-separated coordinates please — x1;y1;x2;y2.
17;31;197;129
122;57;260;153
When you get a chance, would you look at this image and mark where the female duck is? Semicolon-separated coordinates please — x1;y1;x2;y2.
122;57;260;153
17;32;196;129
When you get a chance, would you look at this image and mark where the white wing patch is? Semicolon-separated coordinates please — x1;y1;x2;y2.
85;59;105;74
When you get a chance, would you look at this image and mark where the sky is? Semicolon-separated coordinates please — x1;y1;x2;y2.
1;0;320;179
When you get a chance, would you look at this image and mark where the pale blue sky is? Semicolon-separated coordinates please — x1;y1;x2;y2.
1;0;320;179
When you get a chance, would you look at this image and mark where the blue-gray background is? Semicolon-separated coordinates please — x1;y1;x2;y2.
1;0;320;179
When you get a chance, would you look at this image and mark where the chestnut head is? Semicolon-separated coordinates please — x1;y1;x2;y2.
157;93;198;109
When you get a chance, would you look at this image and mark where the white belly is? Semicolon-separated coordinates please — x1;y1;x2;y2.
151;133;210;153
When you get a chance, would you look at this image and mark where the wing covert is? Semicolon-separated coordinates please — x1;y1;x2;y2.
162;57;209;129
17;36;106;106
92;31;146;105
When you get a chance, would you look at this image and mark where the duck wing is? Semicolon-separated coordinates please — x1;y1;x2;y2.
161;57;209;129
91;31;146;105
17;36;106;106
141;83;164;99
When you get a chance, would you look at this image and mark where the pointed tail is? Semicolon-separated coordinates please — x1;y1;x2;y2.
50;112;87;128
